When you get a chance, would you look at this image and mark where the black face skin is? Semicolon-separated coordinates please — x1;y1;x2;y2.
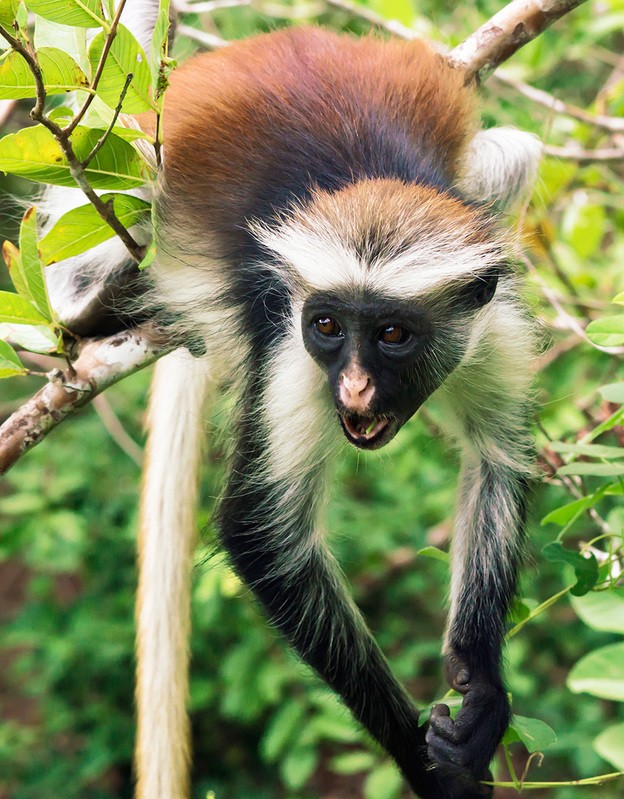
301;271;500;450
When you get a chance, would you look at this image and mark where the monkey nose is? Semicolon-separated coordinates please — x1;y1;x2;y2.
340;374;375;410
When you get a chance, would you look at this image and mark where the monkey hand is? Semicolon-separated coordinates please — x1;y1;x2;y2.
424;654;510;794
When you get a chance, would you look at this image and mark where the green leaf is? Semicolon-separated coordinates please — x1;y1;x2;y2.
0;322;59;353
417;546;450;564
568;643;624;701
0;290;49;324
39;193;151;264
599;382;624;404
571;589;624;634
280;745;318;790
550;441;624;460
0;124;148;188
260;701;306;763
23;0;105;28
541;488;607;527
612;293;624;306
89;24;153;113
586;316;624;347
0;0;19;27
19;207;53;319
0;339;27;377
34;15;89;72
331;751;376;775
594;724;624;770
150;1;170;98
507;715;557;754
542;541;599;596
558;462;624;477
138;238;156;269
0;47;89;98
364;762;403;799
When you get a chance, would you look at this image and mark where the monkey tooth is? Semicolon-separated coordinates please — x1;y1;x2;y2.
340;413;389;444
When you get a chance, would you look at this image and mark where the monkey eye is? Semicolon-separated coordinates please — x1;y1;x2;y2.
379;325;411;346
313;316;343;337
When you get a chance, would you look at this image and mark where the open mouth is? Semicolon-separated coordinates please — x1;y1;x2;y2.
339;413;391;449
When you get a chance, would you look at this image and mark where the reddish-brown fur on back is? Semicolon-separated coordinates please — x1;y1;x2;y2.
156;27;477;251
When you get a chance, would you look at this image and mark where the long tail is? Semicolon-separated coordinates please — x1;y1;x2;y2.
135;349;212;799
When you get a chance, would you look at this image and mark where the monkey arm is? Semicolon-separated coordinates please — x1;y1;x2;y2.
427;302;534;784
216;359;485;799
429;456;529;781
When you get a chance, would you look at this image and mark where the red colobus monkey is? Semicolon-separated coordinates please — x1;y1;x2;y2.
44;10;542;799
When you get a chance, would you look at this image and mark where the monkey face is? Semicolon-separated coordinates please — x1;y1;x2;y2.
301;275;501;449
301;292;454;449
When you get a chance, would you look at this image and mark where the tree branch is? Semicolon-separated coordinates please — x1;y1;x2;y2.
493;70;624;133
446;0;589;83
0;326;168;475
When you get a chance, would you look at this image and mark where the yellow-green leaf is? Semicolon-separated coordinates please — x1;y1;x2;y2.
586;316;624;347
594;724;624;770
0;322;59;353
0;0;19;28
0;290;49;324
24;0;105;28
89;24;153;113
0;124;148;188
0;47;89;99
39;193;151;263
19;207;53;319
0;338;27;377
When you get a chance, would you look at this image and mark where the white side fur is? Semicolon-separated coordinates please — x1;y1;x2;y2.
457;127;543;208
136;349;212;799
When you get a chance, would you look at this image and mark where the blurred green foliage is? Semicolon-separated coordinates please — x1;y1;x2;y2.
1;1;624;798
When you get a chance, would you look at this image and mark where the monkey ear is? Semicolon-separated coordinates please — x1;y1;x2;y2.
457;127;543;210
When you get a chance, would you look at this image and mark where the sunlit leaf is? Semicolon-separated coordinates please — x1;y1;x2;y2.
417;545;450;564
0;322;59;353
0;290;48;325
89;24;153;113
0;47;88;98
572;589;624;635
0;124;148;188
506;716;557;753
551;441;624;460
23;0;105;28
612;293;624;306
568;643;624;700
0;0;19;27
594;724;624;770
599;382;624;404
0;338;27;377
586;316;624;347
558;462;624;477
33;15;89;72
18;207;53;319
280;745;318;790
39;193;151;263
260;701;306;763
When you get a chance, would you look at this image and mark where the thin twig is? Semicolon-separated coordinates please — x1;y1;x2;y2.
447;0;590;83
93;393;144;467
81;72;134;167
544;143;624;162
494;71;624;133
176;22;228;48
65;0;128;135
177;0;251;12
324;0;417;38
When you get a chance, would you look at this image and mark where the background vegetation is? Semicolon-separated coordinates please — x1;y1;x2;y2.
1;1;624;798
